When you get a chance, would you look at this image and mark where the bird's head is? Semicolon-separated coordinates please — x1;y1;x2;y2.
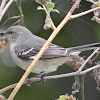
0;25;33;43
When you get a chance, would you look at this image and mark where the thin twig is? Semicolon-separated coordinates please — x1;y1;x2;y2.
81;74;85;100
11;19;21;26
1;15;21;29
77;48;100;73
18;0;24;25
0;0;14;22
6;10;10;29
0;64;100;94
70;6;100;19
86;0;97;5
80;65;100;75
7;0;81;100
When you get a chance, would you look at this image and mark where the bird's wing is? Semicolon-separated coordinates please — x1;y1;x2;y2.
15;45;68;60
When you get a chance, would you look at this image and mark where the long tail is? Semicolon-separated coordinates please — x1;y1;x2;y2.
68;42;100;53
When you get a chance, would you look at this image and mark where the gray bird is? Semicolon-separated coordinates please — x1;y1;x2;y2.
0;25;100;74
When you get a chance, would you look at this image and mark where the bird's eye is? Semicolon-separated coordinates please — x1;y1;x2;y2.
10;31;13;34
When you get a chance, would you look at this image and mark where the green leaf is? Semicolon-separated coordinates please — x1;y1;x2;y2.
52;9;60;13
46;2;55;9
59;95;68;100
57;94;76;100
37;6;44;10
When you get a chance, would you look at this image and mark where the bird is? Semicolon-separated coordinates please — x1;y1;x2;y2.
0;25;100;75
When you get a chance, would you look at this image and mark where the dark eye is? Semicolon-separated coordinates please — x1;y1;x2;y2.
10;31;13;34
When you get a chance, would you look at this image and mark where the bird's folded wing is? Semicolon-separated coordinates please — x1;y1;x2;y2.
15;45;67;60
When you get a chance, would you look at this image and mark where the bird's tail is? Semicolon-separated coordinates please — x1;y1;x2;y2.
68;42;100;53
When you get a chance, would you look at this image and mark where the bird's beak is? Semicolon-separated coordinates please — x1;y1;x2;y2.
0;32;6;36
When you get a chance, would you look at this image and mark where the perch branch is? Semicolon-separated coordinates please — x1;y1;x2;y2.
0;64;100;94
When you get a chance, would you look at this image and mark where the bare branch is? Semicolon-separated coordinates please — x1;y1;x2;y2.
0;0;7;14
1;15;21;29
0;64;100;94
11;19;21;26
86;0;97;5
81;75;85;100
80;65;100;75
77;48;100;73
0;0;14;22
70;6;100;19
18;0;24;25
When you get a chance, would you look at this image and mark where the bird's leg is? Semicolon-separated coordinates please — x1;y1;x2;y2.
26;72;46;87
36;72;46;84
26;78;34;87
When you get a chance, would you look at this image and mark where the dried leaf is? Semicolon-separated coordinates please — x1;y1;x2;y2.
66;56;84;70
43;14;53;30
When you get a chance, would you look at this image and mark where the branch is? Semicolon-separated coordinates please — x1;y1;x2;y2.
0;64;100;94
0;15;21;29
0;0;14;22
7;0;81;100
18;0;24;25
81;75;85;100
77;48;100;73
70;6;100;19
0;0;7;15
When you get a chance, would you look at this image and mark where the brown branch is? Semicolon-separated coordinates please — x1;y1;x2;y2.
11;19;21;26
7;0;81;100
1;15;21;29
18;0;24;25
81;75;85;100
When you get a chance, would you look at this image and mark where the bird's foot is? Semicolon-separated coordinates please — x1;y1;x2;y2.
25;72;46;86
36;72;46;84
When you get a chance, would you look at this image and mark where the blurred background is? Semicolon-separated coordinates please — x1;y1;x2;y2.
0;0;100;100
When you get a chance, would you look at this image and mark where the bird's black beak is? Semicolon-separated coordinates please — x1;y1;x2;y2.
0;32;6;36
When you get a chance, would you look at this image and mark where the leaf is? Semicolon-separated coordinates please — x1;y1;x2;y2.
37;6;44;10
52;9;60;13
57;94;77;100
46;2;55;9
59;95;68;100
